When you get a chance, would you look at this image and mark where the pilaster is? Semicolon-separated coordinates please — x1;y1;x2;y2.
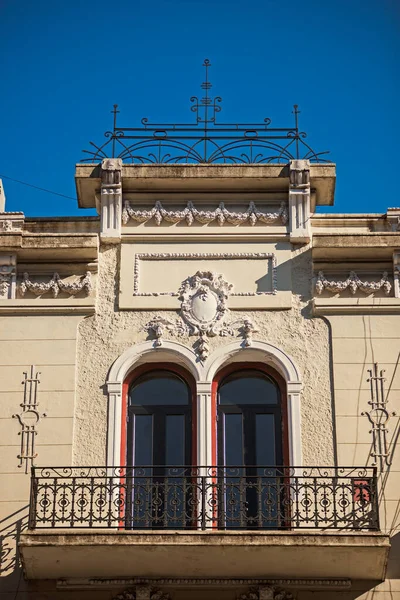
196;381;213;468
100;158;122;243
288;159;311;243
106;381;123;466
394;250;400;298
0;253;16;299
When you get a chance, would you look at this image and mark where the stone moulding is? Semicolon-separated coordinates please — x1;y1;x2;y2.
122;200;288;227
56;578;351;591
133;252;277;297
315;271;392;296
20;271;92;298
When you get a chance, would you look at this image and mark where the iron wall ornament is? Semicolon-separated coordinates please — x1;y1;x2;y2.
12;366;47;474
82;59;329;165
144;270;258;360
362;363;396;472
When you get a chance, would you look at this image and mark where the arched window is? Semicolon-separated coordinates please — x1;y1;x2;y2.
127;369;193;468
215;365;288;529
217;368;285;469
125;367;195;528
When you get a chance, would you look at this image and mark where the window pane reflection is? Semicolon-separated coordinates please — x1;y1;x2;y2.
219;371;278;405
130;371;190;406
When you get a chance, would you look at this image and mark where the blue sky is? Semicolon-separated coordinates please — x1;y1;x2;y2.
0;0;399;216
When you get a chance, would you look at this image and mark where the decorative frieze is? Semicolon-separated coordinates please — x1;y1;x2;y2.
144;270;258;360
134;252;277;297
0;254;16;299
20;271;92;298
122;199;288;227
315;271;391;296
12;366;46;474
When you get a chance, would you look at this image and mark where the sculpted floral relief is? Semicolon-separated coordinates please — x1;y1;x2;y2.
315;271;392;296
122;200;288;227
19;271;92;298
144;270;257;360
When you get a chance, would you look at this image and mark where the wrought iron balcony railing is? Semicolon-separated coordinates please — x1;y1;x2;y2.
28;466;379;531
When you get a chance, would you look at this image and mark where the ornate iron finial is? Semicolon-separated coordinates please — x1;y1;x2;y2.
82;60;330;164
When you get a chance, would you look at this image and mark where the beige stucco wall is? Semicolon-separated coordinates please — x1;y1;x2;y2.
0;313;82;597
1;239;400;598
74;243;334;467
328;314;400;585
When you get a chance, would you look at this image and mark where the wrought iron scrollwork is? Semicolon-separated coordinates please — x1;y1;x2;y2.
362;363;396;471
29;465;378;531
82;60;329;165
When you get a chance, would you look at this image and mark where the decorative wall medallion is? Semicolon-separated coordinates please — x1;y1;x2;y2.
362;363;396;472
12;366;47;474
144;271;258;360
114;587;170;600
179;271;232;336
239;586;293;600
315;271;392;296
20;271;92;298
133;252;277;297
122;199;288;227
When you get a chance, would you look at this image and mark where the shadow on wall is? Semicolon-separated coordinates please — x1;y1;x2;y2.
0;506;28;592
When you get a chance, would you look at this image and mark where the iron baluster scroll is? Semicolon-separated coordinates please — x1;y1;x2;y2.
29;465;378;531
362;363;396;471
13;366;47;474
82;60;329;165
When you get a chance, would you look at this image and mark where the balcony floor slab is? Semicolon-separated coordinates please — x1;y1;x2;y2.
19;529;390;582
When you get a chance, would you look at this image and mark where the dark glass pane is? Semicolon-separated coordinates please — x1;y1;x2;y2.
134;415;153;466
130;371;189;406
165;415;185;466
224;414;243;466
219;371;278;405
256;414;276;466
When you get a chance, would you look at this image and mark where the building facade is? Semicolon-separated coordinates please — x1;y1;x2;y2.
1;75;400;599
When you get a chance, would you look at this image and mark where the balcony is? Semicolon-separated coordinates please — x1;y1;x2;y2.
19;466;390;582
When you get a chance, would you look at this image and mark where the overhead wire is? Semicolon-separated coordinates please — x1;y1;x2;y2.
0;174;77;201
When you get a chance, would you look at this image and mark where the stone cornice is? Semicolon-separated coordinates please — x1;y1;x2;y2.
313;297;400;315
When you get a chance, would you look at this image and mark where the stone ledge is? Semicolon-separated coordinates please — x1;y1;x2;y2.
0;299;95;315
313;297;400;315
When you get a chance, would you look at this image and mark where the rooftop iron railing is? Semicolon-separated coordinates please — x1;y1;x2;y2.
28;466;379;531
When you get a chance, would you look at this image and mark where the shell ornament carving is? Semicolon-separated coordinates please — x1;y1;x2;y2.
144;271;258;361
239;586;293;600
